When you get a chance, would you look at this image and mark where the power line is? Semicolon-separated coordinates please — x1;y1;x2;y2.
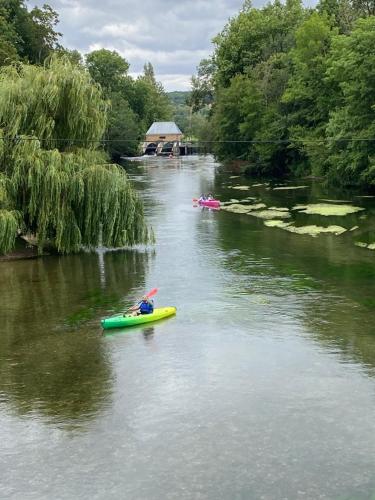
1;136;375;144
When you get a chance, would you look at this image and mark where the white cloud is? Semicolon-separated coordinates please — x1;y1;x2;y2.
30;0;246;90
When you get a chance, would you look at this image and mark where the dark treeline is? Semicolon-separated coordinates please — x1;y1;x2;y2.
191;0;375;188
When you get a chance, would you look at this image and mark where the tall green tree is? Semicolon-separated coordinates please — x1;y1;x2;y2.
282;12;337;175
325;17;375;186
0;0;61;64
0;56;151;254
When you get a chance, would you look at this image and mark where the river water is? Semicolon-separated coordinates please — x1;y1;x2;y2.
1;155;375;500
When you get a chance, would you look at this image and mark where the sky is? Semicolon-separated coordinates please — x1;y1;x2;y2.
31;0;247;91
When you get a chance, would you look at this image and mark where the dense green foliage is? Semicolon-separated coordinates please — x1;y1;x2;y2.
194;0;375;187
86;51;172;159
0;56;152;254
0;0;61;65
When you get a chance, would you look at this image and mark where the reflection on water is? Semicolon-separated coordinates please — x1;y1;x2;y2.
1;155;375;500
0;250;150;424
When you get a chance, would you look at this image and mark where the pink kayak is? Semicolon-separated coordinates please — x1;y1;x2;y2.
198;199;221;208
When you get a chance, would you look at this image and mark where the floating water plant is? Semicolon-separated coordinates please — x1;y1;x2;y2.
230;186;251;190
268;207;290;212
273;186;308;190
295;203;365;216
264;220;347;236
264;220;292;229
248;210;291;220
221;204;253;214
355;242;375;250
319;199;352;203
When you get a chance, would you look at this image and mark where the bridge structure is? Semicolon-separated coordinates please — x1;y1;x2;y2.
142;122;187;156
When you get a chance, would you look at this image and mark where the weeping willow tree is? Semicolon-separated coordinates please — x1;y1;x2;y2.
0;56;152;254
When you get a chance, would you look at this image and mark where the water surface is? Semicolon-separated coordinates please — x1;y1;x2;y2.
1;156;375;500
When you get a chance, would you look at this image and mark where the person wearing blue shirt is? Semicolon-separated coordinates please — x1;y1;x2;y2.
138;296;154;315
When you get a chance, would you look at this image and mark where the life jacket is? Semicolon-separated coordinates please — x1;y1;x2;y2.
139;300;153;314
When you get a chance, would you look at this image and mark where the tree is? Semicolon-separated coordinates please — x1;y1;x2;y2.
211;74;263;160
213;0;305;87
0;56;151;254
86;49;130;95
0;0;61;64
134;63;172;129
189;58;215;112
325;17;375;186
282;12;337;175
106;93;141;160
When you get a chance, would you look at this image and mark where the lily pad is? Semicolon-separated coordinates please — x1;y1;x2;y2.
368;243;375;250
231;185;251;191
295;203;365;216
252;183;265;187
229;175;240;179
349;226;359;231
292;205;308;211
273;185;308;190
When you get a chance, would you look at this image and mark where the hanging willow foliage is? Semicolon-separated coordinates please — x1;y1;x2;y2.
0;56;152;254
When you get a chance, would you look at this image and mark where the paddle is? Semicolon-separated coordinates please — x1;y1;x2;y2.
126;288;158;314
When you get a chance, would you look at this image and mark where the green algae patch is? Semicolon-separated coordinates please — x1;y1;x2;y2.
292;205;308;211
246;203;267;211
350;226;359;231
355;241;375;250
248;209;291;220
297;203;365;216
221;204;254;214
273;185;308;190
286;225;347;236
268;206;290;212
222;202;267;213
229;175;240;179
319;199;352;203
230;185;251;190
264;220;292;228
266;221;347;236
355;241;369;248
252;183;266;187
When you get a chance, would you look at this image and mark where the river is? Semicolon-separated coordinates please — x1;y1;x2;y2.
1;155;375;500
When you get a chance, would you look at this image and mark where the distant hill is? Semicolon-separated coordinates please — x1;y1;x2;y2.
168;91;190;107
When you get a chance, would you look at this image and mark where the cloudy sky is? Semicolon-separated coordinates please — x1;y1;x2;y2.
31;0;251;91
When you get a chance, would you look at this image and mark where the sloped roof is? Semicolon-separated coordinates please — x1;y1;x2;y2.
146;122;182;135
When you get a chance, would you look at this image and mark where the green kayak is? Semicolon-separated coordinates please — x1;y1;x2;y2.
101;306;176;330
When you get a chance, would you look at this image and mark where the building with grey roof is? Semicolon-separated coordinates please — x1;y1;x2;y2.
144;122;183;155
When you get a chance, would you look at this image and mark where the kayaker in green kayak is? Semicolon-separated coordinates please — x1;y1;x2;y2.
129;295;154;316
138;296;154;315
